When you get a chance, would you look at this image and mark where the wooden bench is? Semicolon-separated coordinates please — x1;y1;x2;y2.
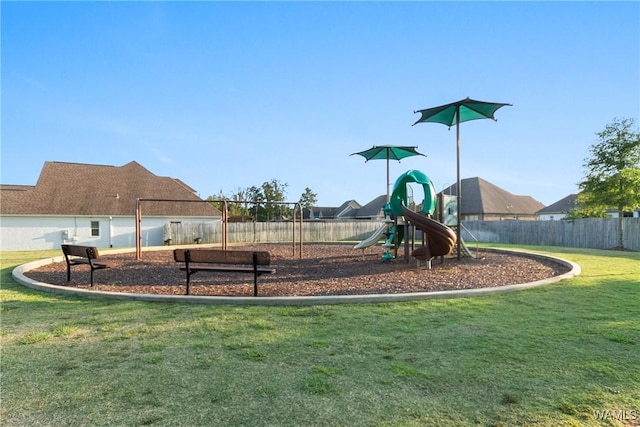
61;244;111;286
173;249;275;296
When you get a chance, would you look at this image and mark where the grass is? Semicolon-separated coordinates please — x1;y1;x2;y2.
1;245;639;426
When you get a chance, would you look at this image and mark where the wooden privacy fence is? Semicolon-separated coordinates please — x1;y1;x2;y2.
461;218;640;251
163;221;382;245
163;222;223;245
163;218;639;251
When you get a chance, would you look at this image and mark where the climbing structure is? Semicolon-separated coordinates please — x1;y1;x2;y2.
389;170;458;267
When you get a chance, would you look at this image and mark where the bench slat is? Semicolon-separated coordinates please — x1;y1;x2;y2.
62;244;101;259
174;249;270;265
179;266;275;274
173;249;274;296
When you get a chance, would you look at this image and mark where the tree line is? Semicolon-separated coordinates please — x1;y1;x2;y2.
207;179;318;222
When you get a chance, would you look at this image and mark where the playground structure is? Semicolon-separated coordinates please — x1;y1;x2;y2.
354;169;468;267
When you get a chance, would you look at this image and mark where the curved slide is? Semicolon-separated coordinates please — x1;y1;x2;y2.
401;205;457;260
353;224;388;250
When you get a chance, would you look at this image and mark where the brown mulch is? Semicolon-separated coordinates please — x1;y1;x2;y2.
25;244;571;297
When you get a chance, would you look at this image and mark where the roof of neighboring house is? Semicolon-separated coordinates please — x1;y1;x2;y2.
440;177;545;216
355;195;387;218
305;197;386;220
305;206;339;219
335;200;362;218
1;161;220;217
305;177;548;220
304;200;362;220
537;194;578;214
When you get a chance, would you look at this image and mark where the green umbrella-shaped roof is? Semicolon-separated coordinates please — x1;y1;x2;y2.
351;145;425;162
351;145;426;202
413;97;511;127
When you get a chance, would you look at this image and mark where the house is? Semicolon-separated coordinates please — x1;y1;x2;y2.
605;208;640;219
0;161;221;251
439;177;545;221
353;195;388;220
305;177;545;223
305;200;362;220
304;196;388;221
536;194;578;220
537;194;640;220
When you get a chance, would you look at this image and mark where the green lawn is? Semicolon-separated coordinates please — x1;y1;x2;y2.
1;246;638;426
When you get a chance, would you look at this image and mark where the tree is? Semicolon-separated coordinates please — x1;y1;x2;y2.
242;179;289;221
226;187;251;218
207;189;250;218
563;205;607;221
261;179;288;221
206;190;228;213
207;180;318;222
577;117;640;248
298;187;318;210
245;185;266;221
297;187;318;220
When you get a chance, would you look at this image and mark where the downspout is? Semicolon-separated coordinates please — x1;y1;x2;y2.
109;216;113;248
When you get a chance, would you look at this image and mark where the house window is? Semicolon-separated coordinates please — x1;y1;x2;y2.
90;221;100;237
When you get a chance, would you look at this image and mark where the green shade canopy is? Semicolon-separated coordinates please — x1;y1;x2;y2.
351;145;425;162
351;145;426;202
412;97;511;259
413;97;512;127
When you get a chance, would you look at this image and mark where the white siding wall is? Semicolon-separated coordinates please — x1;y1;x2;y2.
606;210;640;218
538;213;567;221
0;215;219;251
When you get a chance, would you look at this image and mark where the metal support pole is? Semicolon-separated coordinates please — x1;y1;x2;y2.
222;200;228;251
135;199;141;260
294;203;303;259
292;204;296;257
456;115;462;261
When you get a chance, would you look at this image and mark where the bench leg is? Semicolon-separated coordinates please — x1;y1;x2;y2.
90;268;94;287
253;253;259;296
66;266;71;282
185;270;195;295
253;273;258;297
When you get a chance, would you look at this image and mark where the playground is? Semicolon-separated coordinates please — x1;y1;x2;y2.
24;243;570;298
21;166;575;299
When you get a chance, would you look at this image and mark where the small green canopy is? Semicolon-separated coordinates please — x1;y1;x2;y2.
351;145;425;162
351;145;426;201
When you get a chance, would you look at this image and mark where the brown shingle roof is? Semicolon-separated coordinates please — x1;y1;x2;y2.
355;195;387;218
441;177;544;216
1;161;220;217
536;194;577;214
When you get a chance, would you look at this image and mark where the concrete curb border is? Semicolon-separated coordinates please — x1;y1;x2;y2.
12;247;581;306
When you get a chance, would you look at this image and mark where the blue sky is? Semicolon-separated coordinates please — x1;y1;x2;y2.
2;1;639;207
